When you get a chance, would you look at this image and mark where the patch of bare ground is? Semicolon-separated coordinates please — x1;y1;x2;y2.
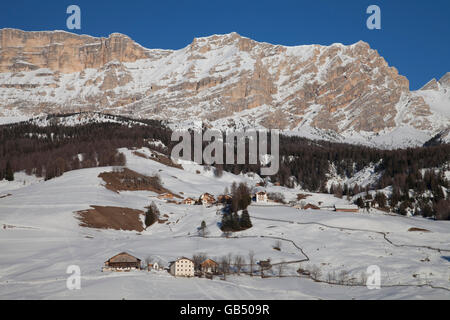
75;206;145;232
408;227;431;232
98;168;180;197
296;193;311;201
132;150;183;169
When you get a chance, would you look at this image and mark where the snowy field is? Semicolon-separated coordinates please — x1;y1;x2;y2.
0;148;449;299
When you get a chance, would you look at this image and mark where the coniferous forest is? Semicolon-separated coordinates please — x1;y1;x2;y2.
1;114;449;219
0;115;172;181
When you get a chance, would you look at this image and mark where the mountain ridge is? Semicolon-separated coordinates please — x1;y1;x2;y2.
0;28;448;148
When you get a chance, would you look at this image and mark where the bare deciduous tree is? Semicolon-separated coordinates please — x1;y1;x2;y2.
310;265;322;280
248;250;255;276
327;270;336;283
220;256;230;280
338;270;349;284
359;271;368;285
193;253;207;271
145;256;152;270
278;261;285;277
234;255;244;275
227;253;233;273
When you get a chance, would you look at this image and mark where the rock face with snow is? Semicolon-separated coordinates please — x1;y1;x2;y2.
0;28;150;73
0;28;448;148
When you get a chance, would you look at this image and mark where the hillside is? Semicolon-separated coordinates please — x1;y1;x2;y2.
0;147;449;299
1;116;449;215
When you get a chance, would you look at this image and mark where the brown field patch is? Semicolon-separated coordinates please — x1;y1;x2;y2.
75;205;145;232
99;168;180;198
297;193;312;201
408;227;431;232
132;150;183;169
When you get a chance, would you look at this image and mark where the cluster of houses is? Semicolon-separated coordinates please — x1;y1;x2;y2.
156;192;217;206
156;190;269;207
157;189;359;213
102;252;219;277
102;252;275;278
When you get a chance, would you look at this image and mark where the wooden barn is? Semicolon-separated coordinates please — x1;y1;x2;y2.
103;252;141;271
200;259;219;274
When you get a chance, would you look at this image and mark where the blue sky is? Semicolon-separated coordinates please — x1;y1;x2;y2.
1;0;449;90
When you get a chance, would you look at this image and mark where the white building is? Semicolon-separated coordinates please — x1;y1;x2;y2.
169;257;195;277
200;193;215;206
256;191;268;203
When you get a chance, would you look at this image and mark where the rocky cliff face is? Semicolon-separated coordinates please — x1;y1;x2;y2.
0;29;448;148
0;28;150;73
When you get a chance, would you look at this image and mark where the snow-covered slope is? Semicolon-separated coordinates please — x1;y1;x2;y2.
416;75;450;144
0;148;449;299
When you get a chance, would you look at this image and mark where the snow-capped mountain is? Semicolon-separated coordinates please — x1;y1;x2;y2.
0;28;448;148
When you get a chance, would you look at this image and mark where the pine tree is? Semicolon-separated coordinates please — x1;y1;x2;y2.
240;209;252;229
237;182;251;211
221;214;233;231
355;197;364;208
145;201;159;228
329;184;335;195
352;184;360;196
343;184;349;196
199;220;208;237
5;161;14;181
435;199;450;220
420;203;433;218
390;187;401;208
398;201;410;216
334;184;343;198
374;192;387;208
231;212;240;230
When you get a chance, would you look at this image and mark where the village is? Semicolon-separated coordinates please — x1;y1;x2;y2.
155;189;360;212
101;187;360;279
102;189;278;279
